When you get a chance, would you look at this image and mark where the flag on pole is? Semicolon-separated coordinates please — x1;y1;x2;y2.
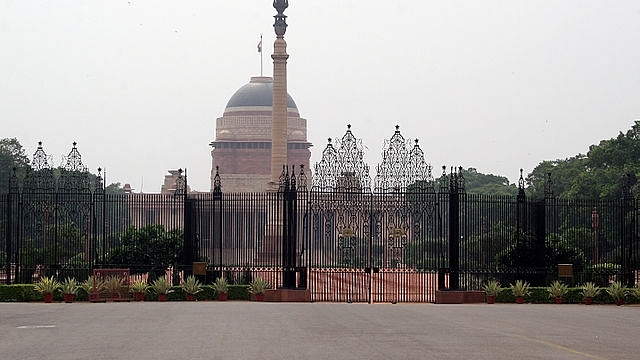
257;39;262;53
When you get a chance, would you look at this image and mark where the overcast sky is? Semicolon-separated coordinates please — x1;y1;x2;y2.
2;1;639;192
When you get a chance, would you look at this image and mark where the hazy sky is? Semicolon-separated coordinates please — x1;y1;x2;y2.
2;1;639;192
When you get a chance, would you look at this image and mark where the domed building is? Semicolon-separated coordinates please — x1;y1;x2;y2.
210;76;312;192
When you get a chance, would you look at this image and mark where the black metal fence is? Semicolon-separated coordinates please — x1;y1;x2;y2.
2;170;638;302
1;136;638;303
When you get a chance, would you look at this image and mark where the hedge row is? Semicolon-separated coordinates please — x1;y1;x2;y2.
0;284;250;302
493;287;640;304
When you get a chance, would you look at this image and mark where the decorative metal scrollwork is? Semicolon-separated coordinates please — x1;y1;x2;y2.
25;141;55;192
174;168;187;196
313;125;371;192
374;125;433;192
213;166;222;193
60;142;91;192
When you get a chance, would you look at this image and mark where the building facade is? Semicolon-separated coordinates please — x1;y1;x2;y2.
210;76;311;192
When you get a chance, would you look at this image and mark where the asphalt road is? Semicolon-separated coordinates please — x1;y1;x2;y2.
0;302;638;360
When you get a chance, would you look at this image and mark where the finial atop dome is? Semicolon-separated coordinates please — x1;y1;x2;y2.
273;0;288;37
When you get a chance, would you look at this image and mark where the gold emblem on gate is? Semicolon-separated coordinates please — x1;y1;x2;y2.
342;228;354;237
393;228;405;237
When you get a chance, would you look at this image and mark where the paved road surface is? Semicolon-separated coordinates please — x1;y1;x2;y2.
0;302;638;360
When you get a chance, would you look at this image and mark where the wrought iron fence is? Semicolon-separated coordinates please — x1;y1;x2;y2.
1;136;638;304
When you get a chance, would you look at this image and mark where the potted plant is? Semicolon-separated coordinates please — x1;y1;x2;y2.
510;280;530;304
630;283;640;303
130;280;148;302
212;276;229;301
151;277;173;301
61;277;79;303
606;281;627;306
581;282;600;305
182;275;202;301
482;280;501;304
103;276;125;300
34;276;61;303
81;276;104;302
547;280;568;304
249;277;271;301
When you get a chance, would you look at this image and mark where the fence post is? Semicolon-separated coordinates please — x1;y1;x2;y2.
282;165;298;289
621;174;635;287
212;166;222;281
4;168;16;284
448;167;463;290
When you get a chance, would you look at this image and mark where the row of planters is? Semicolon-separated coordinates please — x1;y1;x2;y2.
483;280;640;305
1;275;272;303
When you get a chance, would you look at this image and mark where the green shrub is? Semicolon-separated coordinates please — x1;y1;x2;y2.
0;285;39;302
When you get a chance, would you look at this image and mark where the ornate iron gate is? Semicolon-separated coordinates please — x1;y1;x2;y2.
307;126;445;302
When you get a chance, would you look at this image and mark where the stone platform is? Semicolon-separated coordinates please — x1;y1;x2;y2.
264;288;311;302
435;290;485;304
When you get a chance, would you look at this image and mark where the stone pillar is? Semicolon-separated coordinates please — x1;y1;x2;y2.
270;38;289;186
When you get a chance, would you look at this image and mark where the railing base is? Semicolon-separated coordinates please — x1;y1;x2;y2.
435;290;485;304
264;289;311;302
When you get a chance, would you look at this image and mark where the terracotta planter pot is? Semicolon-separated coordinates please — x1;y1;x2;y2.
158;294;167;302
218;293;228;301
255;293;265;302
616;299;624;306
64;294;75;303
89;292;99;302
554;297;562;304
186;294;195;301
134;292;145;302
43;293;54;303
516;296;524;304
486;295;495;304
584;297;593;305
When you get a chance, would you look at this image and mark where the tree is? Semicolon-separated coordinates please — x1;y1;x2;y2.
459;168;518;196
0;138;29;194
526;121;640;199
104;224;184;279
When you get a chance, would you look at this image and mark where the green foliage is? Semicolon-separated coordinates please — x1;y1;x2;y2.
0;285;39;302
182;275;202;295
510;280;531;297
212;276;229;294
104;224;184;277
130;280;148;294
527;121;640;200
630;284;640;301
584;263;621;287
581;282;601;299
248;277;271;295
457;168;518;196
151;277;173;295
0;138;30;194
61;277;78;295
0;284;253;302
606;281;627;301
547;280;568;298
18;223;83;270
496;232;586;280
81;276;104;295
482;280;501;296
103;276;125;295
34;276;61;295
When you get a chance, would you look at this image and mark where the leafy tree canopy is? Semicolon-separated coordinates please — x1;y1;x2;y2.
104;224;184;277
526;121;640;199
458;168;518;196
0;138;30;193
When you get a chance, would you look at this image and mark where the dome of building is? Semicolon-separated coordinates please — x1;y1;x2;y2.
225;76;297;109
